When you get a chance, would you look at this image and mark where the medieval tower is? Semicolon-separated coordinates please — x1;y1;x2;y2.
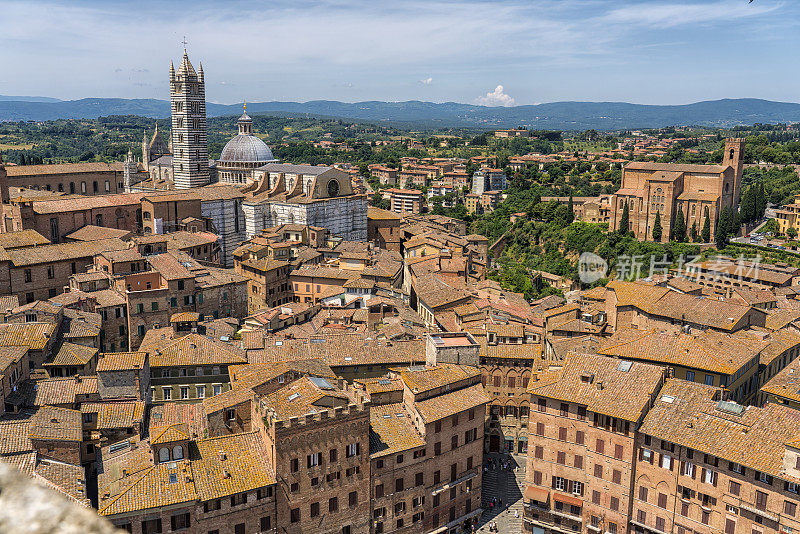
170;50;209;189
723;137;745;211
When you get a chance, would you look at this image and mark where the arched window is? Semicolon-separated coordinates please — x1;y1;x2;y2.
158;447;170;463
729;148;735;160
172;445;184;460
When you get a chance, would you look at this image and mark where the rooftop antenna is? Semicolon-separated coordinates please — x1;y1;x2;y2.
182;36;188;52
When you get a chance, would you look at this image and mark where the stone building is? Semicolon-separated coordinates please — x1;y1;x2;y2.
597;327;766;404
371;364;490;534
170;51;210;189
242;163;367;242
610;138;745;242
141;124;171;172
3;162;125;198
633;379;800;534
98;430;277;534
525;352;667;534
142;331;247;403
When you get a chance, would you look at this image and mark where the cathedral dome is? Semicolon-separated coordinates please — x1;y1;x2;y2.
218;108;275;164
219;134;274;164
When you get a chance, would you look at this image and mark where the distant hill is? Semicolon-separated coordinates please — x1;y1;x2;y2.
0;94;62;103
1;97;800;131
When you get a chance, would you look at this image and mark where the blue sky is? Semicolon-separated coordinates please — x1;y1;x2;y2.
0;0;797;106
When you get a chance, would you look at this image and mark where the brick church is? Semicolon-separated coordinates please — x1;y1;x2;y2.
611;138;745;242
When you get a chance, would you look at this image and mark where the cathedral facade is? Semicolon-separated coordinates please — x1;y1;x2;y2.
611;138;745;242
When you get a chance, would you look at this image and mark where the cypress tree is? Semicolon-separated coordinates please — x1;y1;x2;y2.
702;212;711;243
690;221;698;242
652;211;662;241
672;209;686;242
716;207;731;249
619;201;630;236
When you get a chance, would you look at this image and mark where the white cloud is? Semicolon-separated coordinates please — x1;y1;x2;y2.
602;0;779;29
475;85;515;107
420;77;433;85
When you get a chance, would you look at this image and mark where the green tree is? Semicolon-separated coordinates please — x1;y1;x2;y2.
690;221;698;242
701;211;711;243
716;207;732;249
672;209;686;242
619;201;630;236
788;227;798;240
652;211;662;241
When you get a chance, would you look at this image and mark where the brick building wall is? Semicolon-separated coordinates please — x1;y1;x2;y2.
268;408;371;534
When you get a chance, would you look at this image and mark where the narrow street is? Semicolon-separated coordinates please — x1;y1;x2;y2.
477;453;526;533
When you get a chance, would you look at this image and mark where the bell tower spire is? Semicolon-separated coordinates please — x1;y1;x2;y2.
170;47;209;189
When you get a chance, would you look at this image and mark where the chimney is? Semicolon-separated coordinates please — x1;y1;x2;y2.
223;468;231;479
218;450;226;461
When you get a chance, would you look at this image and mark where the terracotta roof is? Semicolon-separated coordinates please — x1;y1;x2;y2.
368;207;402;221
252;334;424;368
150;423;190;445
6;238;127;266
530;352;665;421
598;327;765;375
0;230;49;249
30;193;146;215
401;364;480;395
202;387;255;415
263;376;353;420
29;406;82;442
6;162;125;176
413;383;490;423
624;161;728;173
761;357;800;405
149;403;208;439
369;403;425;458
65;225;131;242
6;451;89;505
355;376;404;395
192;432;276;501
760;330;800;367
170;312;200;323
32;376;98;406
414;276;471;310
0;346;28;371
0;419;33;455
82;401;145;430
43;342;97;367
765;308;800;331
98;458;198;516
641;379;800;481
0;322;56;351
96;352;147;372
145;333;246;368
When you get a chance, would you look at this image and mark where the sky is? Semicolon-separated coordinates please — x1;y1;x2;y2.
0;0;798;106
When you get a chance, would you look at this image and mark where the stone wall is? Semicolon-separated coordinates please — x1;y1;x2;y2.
0;461;120;534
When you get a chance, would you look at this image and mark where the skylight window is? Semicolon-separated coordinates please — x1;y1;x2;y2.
168;473;178;484
287;393;300;401
617;361;633;372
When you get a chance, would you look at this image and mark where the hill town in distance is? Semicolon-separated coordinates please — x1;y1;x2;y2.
8;18;800;534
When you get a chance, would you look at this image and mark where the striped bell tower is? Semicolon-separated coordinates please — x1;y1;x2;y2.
170;48;209;189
